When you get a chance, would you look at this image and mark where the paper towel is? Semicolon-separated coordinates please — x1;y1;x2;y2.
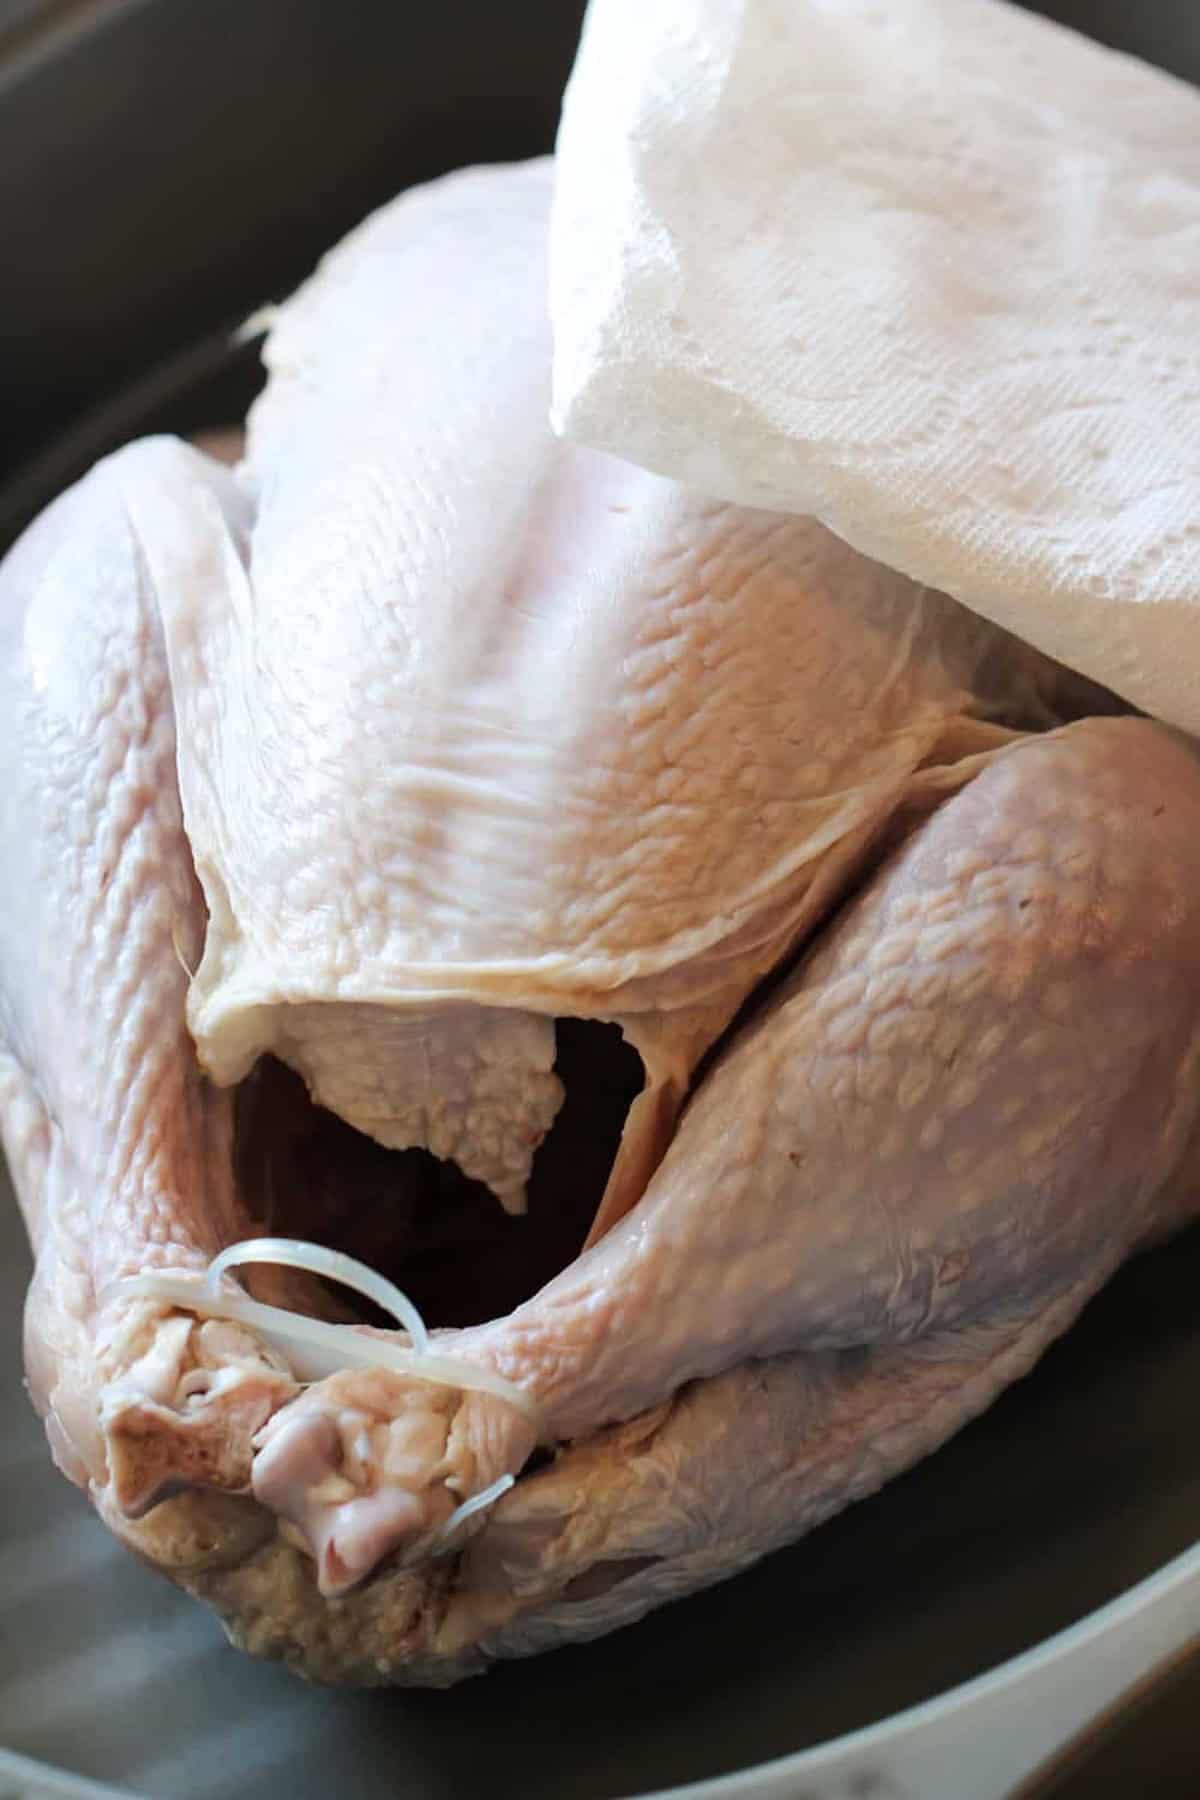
550;0;1200;734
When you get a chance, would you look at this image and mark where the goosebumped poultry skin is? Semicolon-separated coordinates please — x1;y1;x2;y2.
4;158;1200;1683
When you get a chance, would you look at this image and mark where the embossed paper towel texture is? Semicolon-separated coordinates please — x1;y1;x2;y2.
551;0;1200;732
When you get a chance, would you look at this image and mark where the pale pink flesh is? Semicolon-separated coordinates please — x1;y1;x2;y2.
2;160;1199;1680
250;714;1200;1590
160;159;1077;1230
0;445;303;1516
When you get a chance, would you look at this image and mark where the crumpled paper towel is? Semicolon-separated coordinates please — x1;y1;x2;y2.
550;0;1200;734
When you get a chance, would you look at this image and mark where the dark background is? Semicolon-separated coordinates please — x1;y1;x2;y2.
0;0;586;530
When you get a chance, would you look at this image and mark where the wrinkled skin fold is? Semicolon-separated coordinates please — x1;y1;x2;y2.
3;159;1200;1684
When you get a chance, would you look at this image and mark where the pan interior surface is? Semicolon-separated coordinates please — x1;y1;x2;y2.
3;1161;1199;1799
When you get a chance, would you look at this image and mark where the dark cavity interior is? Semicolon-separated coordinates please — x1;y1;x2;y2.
233;1018;645;1330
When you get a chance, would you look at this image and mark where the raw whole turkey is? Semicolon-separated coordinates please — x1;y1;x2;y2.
4;159;1200;1684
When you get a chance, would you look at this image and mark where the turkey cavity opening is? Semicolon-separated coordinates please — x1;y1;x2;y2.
233;1019;645;1329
